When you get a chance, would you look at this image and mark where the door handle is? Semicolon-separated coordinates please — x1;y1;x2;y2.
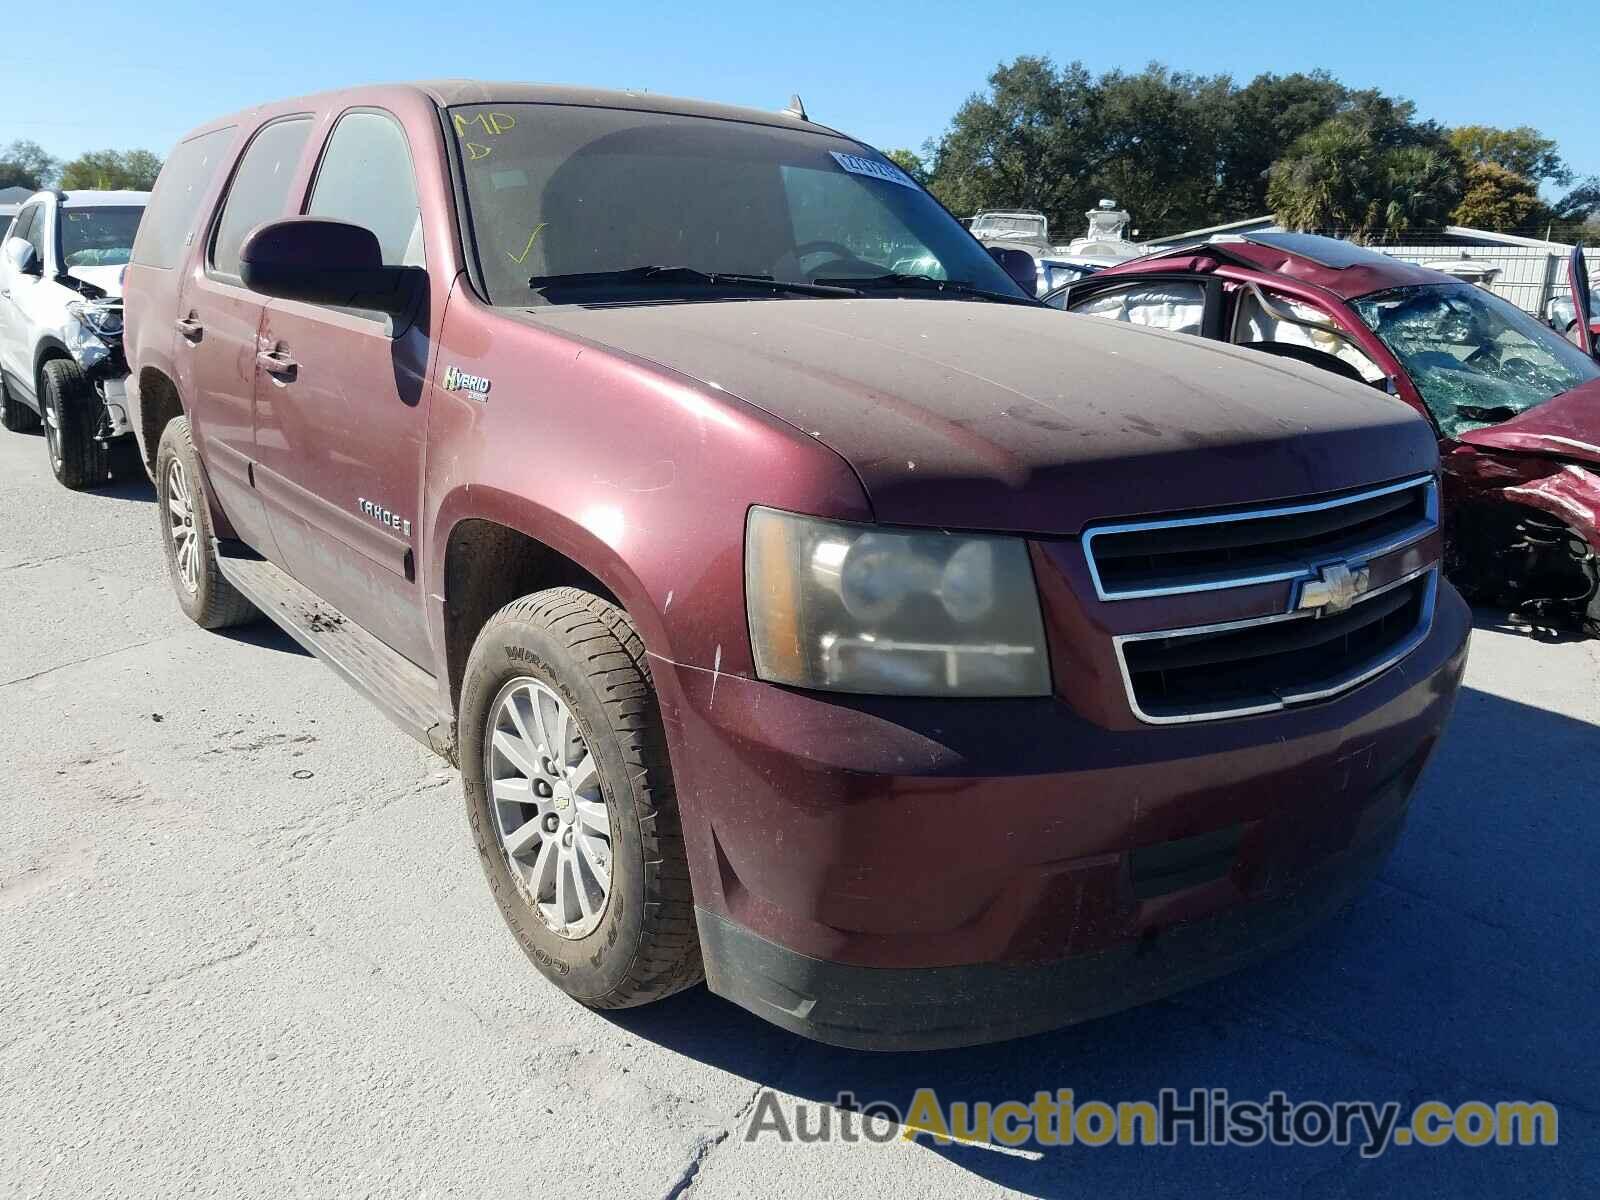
175;316;204;342
256;348;298;381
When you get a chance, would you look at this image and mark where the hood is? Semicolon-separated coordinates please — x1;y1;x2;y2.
529;298;1437;533
65;264;125;299
1456;377;1600;468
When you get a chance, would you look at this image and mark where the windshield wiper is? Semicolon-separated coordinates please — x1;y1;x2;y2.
813;273;1036;305
528;265;853;298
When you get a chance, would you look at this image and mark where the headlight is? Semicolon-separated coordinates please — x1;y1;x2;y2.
67;300;124;339
745;506;1051;697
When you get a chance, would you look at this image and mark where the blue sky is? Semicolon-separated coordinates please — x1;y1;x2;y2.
3;0;1591;193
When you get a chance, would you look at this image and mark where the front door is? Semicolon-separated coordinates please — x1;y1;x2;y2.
174;115;316;556
251;108;434;668
0;203;50;394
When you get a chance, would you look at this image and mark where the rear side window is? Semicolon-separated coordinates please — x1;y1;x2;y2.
210;117;313;278
1071;280;1206;336
133;126;236;269
307;110;424;267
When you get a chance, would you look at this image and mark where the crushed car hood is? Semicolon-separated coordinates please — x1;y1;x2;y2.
1456;378;1600;467
529;299;1437;533
65;264;125;299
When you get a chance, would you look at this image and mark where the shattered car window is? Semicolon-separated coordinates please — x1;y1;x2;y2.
1355;283;1600;437
1072;281;1205;335
1234;291;1386;383
59;207;144;268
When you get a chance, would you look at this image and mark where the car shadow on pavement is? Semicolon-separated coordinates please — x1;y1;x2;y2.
216;621;311;657
94;476;156;505
1470;604;1593;645
607;684;1597;1198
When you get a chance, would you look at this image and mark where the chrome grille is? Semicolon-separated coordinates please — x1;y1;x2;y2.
1087;476;1441;725
1084;476;1437;601
1116;569;1437;724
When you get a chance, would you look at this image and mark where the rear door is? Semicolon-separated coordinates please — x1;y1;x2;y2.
174;115;316;555
251;107;434;667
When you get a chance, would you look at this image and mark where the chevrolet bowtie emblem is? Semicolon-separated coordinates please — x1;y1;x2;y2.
1297;562;1371;615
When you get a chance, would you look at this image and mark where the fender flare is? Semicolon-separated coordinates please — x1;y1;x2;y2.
428;483;671;660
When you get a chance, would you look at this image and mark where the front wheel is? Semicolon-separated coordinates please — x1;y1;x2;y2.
40;359;107;490
155;416;258;630
459;588;702;1008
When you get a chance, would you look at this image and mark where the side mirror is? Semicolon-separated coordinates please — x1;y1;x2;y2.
239;218;417;316
3;236;41;277
988;246;1037;295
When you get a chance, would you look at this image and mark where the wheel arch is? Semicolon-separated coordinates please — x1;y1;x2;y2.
32;337;73;395
134;366;186;478
433;490;665;713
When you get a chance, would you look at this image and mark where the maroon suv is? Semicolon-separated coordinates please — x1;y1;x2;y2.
122;82;1470;1050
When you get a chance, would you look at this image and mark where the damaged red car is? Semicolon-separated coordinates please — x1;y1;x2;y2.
1050;232;1600;631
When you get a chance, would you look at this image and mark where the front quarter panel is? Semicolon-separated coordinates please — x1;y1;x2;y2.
423;288;874;678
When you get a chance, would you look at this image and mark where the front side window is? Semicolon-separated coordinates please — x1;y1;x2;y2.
1070;280;1206;336
308;111;424;268
8;205;39;258
59;207;144;268
1355;282;1600;437
449;103;1024;305
1233;289;1385;384
211;117;313;278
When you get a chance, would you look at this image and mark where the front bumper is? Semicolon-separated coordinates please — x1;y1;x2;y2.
96;375;133;439
651;580;1471;1049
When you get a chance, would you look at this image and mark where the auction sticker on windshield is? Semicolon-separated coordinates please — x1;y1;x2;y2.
829;151;918;189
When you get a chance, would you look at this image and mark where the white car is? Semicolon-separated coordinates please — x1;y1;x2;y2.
0;189;148;488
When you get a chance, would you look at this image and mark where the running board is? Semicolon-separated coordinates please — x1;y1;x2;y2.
214;544;455;760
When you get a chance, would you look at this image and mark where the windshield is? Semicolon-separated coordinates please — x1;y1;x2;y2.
450;104;1024;305
59;206;143;268
1353;283;1600;437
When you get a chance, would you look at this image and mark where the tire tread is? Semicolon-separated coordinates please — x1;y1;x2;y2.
475;588;702;1007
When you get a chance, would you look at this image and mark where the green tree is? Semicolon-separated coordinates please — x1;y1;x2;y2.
1452;161;1547;230
884;148;929;186
1093;65;1232;233
1268;117;1462;240
1447;124;1570;187
924;56;1100;227
58;148;163;191
0;139;59;191
1216;71;1349;216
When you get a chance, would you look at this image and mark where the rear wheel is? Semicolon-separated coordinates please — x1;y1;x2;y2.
155;416;258;629
40;359;107;490
0;371;40;432
460;588;703;1008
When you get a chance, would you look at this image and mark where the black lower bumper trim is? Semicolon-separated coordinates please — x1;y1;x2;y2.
698;808;1406;1052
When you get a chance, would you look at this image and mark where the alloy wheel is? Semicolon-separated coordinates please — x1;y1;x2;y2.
485;677;613;939
42;390;62;471
166;459;200;594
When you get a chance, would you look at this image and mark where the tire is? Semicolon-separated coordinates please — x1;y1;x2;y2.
0;371;40;433
154;416;258;630
460;588;703;1009
40;359;108;490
